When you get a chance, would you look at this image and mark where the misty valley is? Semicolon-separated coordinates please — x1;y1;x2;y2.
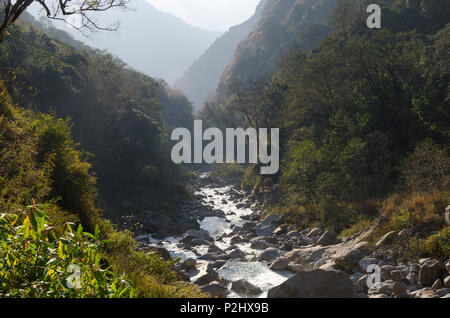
0;0;449;302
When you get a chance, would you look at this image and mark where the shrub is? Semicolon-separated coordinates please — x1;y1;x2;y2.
0;205;134;297
424;227;450;260
401;139;450;193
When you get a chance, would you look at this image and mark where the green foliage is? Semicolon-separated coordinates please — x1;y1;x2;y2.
241;165;261;192
0;81;203;298
210;163;246;180
0;205;134;297
424;227;450;261
212;1;450;236
0;21;191;219
339;218;373;238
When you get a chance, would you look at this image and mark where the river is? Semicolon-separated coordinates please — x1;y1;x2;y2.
145;174;293;298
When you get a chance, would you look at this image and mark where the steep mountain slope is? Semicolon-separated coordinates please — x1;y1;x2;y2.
212;0;337;105
173;0;269;111
0;16;194;219
28;0;222;84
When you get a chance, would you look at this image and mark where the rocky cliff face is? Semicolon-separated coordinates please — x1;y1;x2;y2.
210;0;337;105
173;0;269;111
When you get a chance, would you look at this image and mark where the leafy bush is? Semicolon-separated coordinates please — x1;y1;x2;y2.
0;205;134;297
424;227;450;260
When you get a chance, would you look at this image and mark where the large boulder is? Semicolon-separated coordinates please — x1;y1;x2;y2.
269;258;289;271
182;258;197;271
258;247;281;262
368;280;407;296
255;214;282;237
231;279;262;295
250;237;271;250
334;242;372;272
316;230;337;246
267;269;356;298
227;249;246;260
186;229;214;242
419;260;443;287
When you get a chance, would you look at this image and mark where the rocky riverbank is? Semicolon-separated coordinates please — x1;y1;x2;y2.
132;174;450;298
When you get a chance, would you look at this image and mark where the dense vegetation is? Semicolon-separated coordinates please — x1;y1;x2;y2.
205;0;450;259
0;80;202;296
204;0;337;116
0;16;195;220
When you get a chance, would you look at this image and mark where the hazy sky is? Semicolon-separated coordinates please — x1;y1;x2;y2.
145;0;261;31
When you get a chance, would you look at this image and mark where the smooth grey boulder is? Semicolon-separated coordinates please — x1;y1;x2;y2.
267;269;356;298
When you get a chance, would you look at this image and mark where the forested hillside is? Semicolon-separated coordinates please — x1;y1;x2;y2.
173;0;269;111
209;0;449;258
0;17;194;220
28;0;222;84
201;0;337;125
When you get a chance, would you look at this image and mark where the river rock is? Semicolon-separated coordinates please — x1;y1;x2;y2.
287;262;303;273
308;227;324;238
445;276;450;288
231;279;262;295
255;214;282;237
250;237;270;250
272;225;287;236
419;260;442;287
258;247;281;262
182;258;197;270
286;230;301;238
409;287;440;298
390;269;409;282
445;259;450;274
368;280;407;296
335;250;362;272
436;288;450;297
358;257;378;272
200;282;228;298
230;235;243;245
375;231;397;248
147;246;171;261
190;239;211;246
242;222;257;232
269;258;289;271
432;279;443;290
316;230;337;246
227;248;246;260
186;229;214;242
267;269;356;298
